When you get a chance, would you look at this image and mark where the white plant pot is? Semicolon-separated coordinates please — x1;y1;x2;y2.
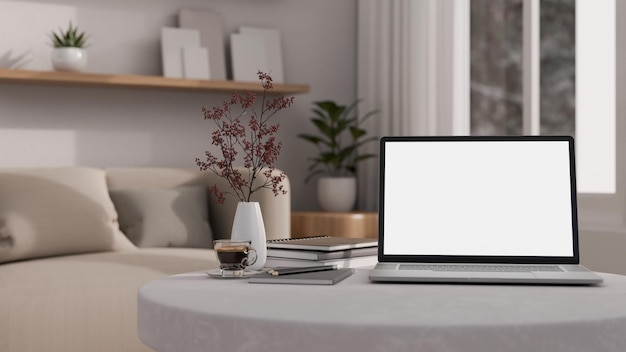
317;177;357;212
51;47;87;72
230;202;266;270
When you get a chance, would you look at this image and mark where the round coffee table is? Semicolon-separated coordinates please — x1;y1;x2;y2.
138;270;626;352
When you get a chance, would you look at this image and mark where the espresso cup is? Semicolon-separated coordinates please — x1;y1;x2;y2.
213;240;257;277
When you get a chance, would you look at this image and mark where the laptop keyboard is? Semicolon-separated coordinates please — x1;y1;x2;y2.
399;264;564;272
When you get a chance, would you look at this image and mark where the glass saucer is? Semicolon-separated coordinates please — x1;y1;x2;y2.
205;269;264;279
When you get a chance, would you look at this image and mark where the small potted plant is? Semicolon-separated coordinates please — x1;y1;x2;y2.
298;100;377;212
50;22;88;72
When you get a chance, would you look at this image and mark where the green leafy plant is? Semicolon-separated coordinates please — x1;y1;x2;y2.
298;100;378;182
50;22;88;48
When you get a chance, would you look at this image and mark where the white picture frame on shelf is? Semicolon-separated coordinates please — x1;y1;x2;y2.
230;32;268;83
161;27;202;79
239;27;284;83
178;9;227;81
230;27;284;83
182;47;210;80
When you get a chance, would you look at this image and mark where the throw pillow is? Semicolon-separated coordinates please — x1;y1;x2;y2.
109;187;213;248
0;167;135;264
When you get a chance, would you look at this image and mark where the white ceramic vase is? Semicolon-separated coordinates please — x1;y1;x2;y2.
230;202;266;270
51;47;87;72
317;176;357;212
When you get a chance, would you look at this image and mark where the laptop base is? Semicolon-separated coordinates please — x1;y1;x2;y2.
369;263;604;285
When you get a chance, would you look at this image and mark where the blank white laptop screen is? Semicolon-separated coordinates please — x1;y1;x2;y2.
382;139;575;257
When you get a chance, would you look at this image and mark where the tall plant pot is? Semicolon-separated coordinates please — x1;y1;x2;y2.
52;47;87;72
230;202;266;270
317;176;357;212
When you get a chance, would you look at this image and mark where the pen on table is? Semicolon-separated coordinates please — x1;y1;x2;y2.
267;265;337;276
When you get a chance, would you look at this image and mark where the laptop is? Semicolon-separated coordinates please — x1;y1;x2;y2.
369;136;603;285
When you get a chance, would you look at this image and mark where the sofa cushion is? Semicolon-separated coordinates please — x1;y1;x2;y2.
106;167;208;190
105;167;292;241
110;187;213;248
0;167;135;264
0;248;217;352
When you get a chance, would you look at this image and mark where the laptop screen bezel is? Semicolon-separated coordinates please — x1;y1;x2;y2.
378;135;580;265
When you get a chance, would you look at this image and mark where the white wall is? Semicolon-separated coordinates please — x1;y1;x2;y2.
0;0;358;211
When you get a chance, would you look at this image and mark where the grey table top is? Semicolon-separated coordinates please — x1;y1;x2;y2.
138;269;626;352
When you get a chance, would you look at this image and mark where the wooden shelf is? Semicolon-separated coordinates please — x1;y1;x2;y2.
0;68;310;94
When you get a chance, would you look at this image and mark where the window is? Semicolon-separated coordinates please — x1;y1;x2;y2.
471;0;523;135
470;0;615;195
355;0;620;221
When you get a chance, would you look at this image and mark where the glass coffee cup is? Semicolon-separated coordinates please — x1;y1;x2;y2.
213;240;258;277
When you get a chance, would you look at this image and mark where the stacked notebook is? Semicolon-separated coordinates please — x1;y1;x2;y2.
265;236;378;268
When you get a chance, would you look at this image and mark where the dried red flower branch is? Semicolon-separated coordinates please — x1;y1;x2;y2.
196;71;294;203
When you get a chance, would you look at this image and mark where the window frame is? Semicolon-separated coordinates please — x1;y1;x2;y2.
575;0;623;233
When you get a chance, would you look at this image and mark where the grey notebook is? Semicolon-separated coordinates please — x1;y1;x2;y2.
369;136;603;285
249;268;355;285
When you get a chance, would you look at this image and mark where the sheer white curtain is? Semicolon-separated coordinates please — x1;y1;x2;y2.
356;0;469;210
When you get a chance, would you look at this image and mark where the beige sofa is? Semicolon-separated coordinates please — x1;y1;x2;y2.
0;167;291;352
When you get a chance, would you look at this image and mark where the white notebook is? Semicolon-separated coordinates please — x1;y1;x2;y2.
267;236;377;251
